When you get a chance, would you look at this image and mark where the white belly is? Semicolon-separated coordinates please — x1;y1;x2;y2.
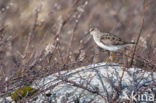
94;38;125;51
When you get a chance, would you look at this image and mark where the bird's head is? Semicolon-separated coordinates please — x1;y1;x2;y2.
89;27;99;35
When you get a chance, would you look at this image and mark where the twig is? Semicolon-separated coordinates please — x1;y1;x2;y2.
129;0;149;67
24;9;40;57
65;1;88;64
118;67;126;91
58;76;105;99
138;81;156;96
92;68;109;101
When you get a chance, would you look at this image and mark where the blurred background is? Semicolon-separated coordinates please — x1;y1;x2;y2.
0;0;155;93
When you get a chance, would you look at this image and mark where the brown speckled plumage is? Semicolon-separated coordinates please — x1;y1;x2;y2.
100;33;134;46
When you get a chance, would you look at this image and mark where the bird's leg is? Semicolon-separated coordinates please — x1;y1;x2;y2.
105;51;110;63
110;52;115;64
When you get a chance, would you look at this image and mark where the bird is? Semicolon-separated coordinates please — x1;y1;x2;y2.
89;27;135;63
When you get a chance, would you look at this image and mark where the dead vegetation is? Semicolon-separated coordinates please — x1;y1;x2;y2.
0;0;155;102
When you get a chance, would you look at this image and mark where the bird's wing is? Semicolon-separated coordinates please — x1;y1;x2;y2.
100;33;126;45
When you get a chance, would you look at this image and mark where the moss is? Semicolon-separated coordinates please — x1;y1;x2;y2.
11;86;37;102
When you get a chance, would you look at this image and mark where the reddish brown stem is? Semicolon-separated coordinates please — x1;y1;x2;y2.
129;0;149;67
